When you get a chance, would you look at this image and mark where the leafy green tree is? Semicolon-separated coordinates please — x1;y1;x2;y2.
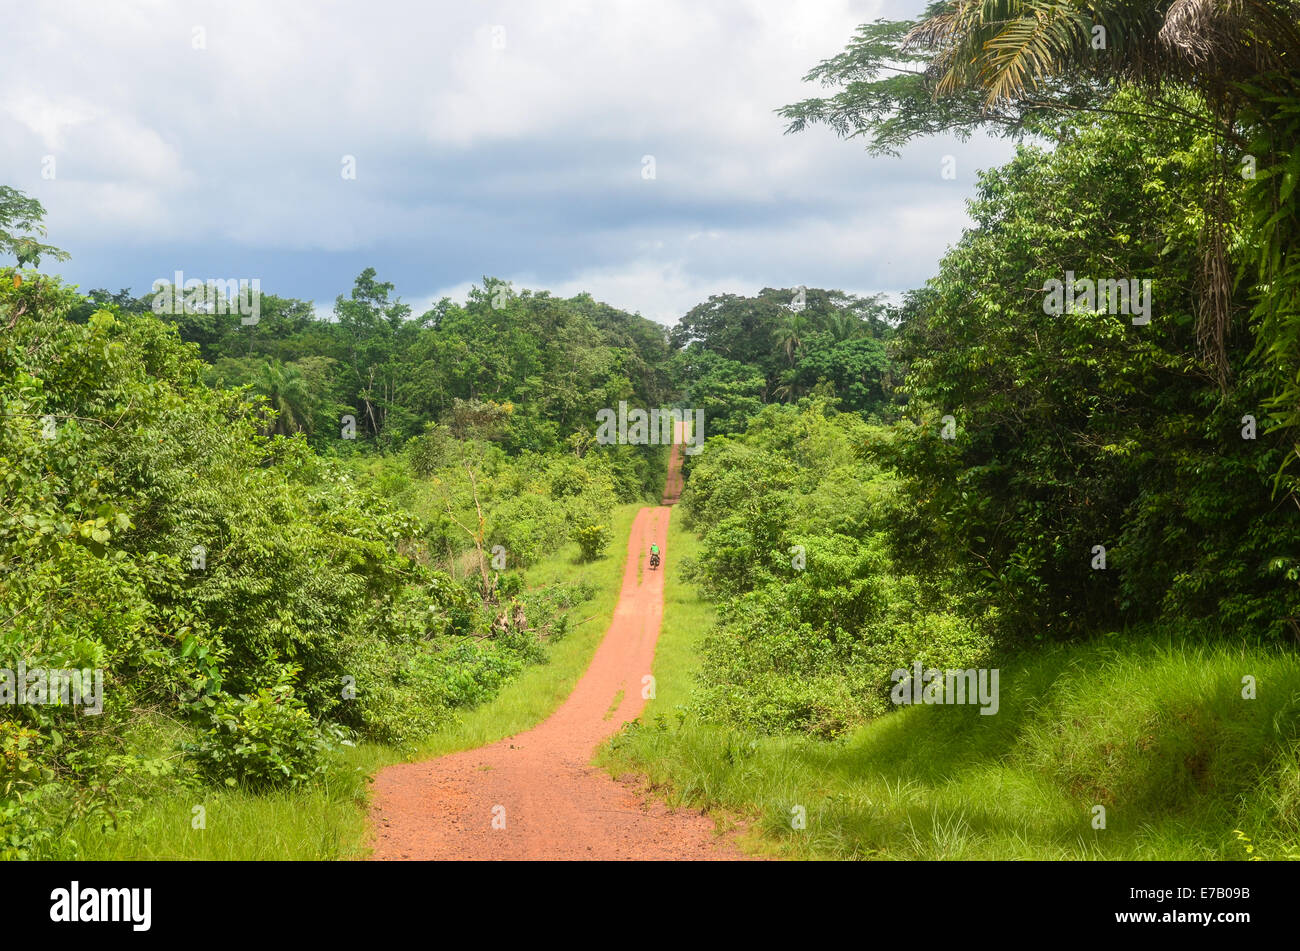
783;334;892;415
679;399;991;737
670;287;895;428
782;1;1300;492
888;93;1300;640
0;186;68;270
671;350;766;436
255;359;317;436
334;268;414;443
907;0;1296;110
777;312;811;366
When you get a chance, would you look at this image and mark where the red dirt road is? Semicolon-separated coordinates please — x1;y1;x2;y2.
367;439;743;860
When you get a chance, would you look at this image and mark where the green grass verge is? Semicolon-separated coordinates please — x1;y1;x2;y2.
71;502;644;860
599;521;1300;861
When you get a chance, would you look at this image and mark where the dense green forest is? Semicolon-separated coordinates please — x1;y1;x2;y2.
0;217;899;855
3;0;1300;860
658;86;1300;726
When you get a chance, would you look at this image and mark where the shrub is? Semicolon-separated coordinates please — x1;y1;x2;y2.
186;668;337;789
571;523;611;562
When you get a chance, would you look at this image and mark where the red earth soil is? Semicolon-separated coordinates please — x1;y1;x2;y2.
366;437;746;859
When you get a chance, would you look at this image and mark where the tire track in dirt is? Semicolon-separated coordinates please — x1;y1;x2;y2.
367;437;744;860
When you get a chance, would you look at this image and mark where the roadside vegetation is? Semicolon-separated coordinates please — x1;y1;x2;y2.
5;0;1300;861
603;5;1300;860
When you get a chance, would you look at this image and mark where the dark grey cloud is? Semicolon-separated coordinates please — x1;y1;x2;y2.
2;0;1017;323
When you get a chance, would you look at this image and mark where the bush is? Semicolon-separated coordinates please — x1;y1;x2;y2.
187;668;337;789
571;523;611;562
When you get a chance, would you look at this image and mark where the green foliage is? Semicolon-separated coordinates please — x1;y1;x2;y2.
187;666;337;789
889;91;1300;640
669;287;897;433
784;3;1300;617
0;274;615;850
1244;85;1300;498
0;186;68;269
133;270;673;455
671;350;765;436
571;523;611;562
664;99;1300;749
678;400;991;737
776;12;1087;157
607;624;1300;859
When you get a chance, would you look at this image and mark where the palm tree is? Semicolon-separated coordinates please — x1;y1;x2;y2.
908;1;1298;108
256;360;315;436
773;374;803;403
906;1;1300;388
777;313;811;366
824;309;868;345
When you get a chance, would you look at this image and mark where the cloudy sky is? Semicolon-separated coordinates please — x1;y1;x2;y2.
2;0;1017;324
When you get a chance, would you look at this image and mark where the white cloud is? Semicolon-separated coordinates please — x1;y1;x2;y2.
4;0;1016;314
419;260;755;326
1;93;96;151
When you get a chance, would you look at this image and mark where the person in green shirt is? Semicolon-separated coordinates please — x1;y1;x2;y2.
649;543;661;568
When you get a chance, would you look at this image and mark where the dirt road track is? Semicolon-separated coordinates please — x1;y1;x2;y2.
367;439;744;860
